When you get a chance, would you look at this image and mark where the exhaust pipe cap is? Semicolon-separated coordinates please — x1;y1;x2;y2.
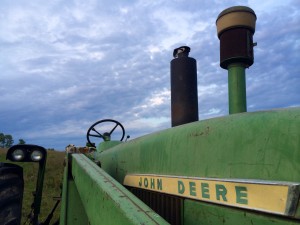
173;46;190;58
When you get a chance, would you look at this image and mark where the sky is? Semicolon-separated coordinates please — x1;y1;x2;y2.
1;0;299;150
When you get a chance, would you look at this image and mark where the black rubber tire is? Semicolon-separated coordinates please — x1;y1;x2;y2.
0;163;24;225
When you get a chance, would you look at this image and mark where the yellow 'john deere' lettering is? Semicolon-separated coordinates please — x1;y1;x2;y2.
124;174;300;217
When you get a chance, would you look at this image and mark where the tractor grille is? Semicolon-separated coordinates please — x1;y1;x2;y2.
129;188;182;225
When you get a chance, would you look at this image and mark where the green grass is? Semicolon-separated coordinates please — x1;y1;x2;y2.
0;148;65;224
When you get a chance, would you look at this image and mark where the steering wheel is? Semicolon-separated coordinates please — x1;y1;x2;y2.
86;119;125;147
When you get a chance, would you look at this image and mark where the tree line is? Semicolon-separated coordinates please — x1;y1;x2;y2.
0;132;26;148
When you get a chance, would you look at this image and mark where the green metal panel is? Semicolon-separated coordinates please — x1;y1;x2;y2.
65;180;89;225
95;108;300;223
184;199;300;225
69;154;168;225
97;140;122;152
60;155;89;225
97;108;300;182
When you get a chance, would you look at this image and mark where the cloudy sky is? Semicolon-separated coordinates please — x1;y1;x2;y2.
1;0;299;150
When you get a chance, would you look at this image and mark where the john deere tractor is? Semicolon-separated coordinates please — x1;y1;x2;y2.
1;6;299;225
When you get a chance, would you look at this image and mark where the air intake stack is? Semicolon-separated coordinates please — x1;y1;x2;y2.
216;6;257;114
171;46;199;127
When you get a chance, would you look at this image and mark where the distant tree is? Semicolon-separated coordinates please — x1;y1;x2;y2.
18;139;26;145
0;133;4;148
4;134;14;148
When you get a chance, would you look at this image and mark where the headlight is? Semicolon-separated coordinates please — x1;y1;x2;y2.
12;149;25;161
31;150;43;162
7;144;47;163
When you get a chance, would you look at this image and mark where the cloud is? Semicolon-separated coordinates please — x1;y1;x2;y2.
0;0;299;150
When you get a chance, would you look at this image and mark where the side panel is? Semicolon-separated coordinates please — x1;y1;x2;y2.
60;156;89;225
184;200;300;225
60;153;168;225
65;180;89;225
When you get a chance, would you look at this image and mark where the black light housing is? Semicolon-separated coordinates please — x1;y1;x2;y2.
7;144;47;163
6;144;47;225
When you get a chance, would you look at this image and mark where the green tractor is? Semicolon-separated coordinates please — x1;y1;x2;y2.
1;6;299;225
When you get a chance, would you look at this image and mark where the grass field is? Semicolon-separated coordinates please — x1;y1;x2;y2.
0;148;65;224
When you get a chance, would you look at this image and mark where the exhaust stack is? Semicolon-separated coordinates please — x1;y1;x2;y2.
171;46;198;127
216;6;257;114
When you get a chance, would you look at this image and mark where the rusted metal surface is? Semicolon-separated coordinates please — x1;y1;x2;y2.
171;46;198;127
219;28;254;68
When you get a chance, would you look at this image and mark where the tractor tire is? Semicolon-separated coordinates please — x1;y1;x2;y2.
0;162;24;225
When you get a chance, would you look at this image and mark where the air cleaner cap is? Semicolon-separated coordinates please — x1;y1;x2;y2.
216;6;257;69
216;6;256;38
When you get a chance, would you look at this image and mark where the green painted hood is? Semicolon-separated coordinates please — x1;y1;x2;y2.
96;108;300;184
